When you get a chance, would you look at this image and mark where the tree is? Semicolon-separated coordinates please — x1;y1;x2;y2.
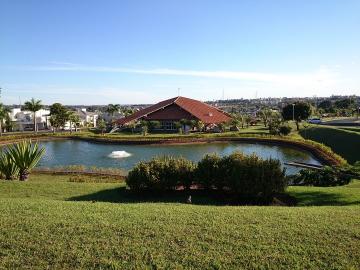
318;100;333;113
259;108;272;127
69;114;81;132
67;111;81;133
148;121;161;131
335;98;355;109
106;104;121;121
174;121;183;134
7;140;45;181
97;119;107;135
49;115;62;134
0;104;10;136
282;102;312;130
188;120;197;131
24;98;43;133
50;103;67;116
195;120;205;132
245;115;252;128
140;121;148;136
4;114;14;132
49;103;69;132
179;119;189;133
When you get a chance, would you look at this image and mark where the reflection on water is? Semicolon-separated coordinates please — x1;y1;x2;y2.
37;140;322;175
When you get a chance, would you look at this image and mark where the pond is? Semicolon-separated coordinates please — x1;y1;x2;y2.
37;140;322;175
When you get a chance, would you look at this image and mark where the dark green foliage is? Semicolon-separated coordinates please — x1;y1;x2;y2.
148;121;161;131
335;98;355;109
128;152;286;200
282;102;312;130
215;152;286;199
195;154;222;189
318;100;334;113
126;156;196;191
268;117;282;135
279;124;292;136
292;166;352;187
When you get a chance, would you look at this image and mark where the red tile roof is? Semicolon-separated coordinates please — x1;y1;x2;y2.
117;96;231;125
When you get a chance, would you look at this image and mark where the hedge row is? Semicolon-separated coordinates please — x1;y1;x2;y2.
126;152;286;199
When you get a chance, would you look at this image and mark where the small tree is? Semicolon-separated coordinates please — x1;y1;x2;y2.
259;108;272;127
195;120;205;132
24;98;43;133
140;121;148;136
174;121;183;134
148;121;161;131
282;102;312;130
97;119;107;135
106;104;121;123
69;113;81;133
245;115;252;128
188;120;197;131
49;103;68;133
0;104;10;136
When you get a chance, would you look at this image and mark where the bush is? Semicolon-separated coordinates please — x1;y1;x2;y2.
0;151;19;180
195;154;222;189
126;156;196;191
216;152;286;199
128;152;287;200
292;166;352;186
279;124;292;136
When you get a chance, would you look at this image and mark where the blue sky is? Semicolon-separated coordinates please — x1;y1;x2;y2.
0;0;359;105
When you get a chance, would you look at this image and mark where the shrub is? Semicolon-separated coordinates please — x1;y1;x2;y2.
126;156;196;191
195;154;222;189
279;124;292;136
128;152;286;200
0;151;19;180
218;152;286;199
292;166;352;186
7;140;45;181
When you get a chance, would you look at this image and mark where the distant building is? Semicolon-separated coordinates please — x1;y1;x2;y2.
76;108;99;127
9;108;50;131
117;96;231;131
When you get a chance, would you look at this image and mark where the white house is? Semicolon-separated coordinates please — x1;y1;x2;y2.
76;108;99;127
9;108;50;131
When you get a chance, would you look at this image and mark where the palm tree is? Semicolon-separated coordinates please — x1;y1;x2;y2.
7;140;45;181
0;104;10;136
24;98;43;133
106;104;121;118
195;120;205;132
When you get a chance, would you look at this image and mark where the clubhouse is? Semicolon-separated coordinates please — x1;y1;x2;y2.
117;96;231;131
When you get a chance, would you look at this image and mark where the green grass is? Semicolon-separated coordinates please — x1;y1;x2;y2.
299;125;360;164
0;174;359;269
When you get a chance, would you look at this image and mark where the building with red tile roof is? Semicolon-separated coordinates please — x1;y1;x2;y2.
117;96;231;131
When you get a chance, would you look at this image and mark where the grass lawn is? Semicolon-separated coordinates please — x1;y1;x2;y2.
299;125;360;164
0;174;359;269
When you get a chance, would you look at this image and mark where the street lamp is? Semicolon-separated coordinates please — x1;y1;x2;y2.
292;103;295;122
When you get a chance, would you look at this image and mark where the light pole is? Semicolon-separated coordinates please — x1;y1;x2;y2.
292;103;295;122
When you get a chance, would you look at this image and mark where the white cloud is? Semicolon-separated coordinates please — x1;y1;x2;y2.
11;63;340;86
